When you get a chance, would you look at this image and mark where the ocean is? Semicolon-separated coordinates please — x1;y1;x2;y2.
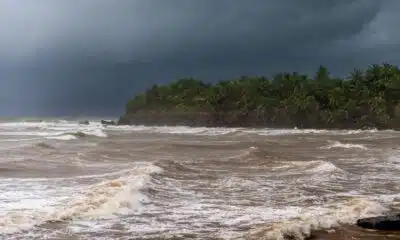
0;119;399;240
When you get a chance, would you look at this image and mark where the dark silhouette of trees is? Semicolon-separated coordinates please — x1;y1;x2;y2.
121;63;400;129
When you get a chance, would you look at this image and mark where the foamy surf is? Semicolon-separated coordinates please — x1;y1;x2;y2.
0;120;109;141
1;119;399;239
44;129;107;141
304;160;345;174
108;125;388;138
274;160;346;175
0;163;162;236
54;164;162;221
47;134;77;141
71;129;108;138
54;177;146;221
321;141;368;150
242;198;389;240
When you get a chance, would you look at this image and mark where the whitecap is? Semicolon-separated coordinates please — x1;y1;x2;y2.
243;198;388;240
321;141;367;150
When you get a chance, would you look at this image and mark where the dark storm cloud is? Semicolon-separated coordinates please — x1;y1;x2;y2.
0;0;398;116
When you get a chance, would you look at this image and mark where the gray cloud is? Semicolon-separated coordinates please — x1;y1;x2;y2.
0;0;398;116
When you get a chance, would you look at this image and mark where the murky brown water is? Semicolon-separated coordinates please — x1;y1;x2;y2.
0;120;400;239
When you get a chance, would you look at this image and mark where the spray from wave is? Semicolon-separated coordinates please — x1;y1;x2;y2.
0;119;108;141
0;164;163;235
243;198;388;240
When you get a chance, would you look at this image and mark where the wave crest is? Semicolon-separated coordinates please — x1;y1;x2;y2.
53;164;162;221
46;129;108;141
243;198;388;240
321;141;367;150
47;134;77;141
0;164;163;235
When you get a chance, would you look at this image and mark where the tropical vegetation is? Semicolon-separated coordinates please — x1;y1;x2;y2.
120;63;400;129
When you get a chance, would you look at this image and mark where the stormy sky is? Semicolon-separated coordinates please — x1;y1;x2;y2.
0;0;398;116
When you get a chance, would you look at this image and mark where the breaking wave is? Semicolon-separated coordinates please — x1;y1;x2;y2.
321;141;368;150
46;129;107;141
0;119;392;140
71;129;108;138
1;119;399;239
53;175;151;221
273;160;346;175
0;164;163;235
0;120;108;141
109;124;386;137
304;160;345;174
47;134;77;141
243;198;388;240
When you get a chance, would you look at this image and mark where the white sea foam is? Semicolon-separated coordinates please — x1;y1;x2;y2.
274;160;345;175
0;119;398;239
108;124;388;137
0;119;388;137
321;141;368;150
109;125;238;136
243;198;388;240
47;134;77;141
0;120;108;139
305;161;344;174
0;131;59;136
0;163;162;235
255;129;329;136
118;195;388;240
54;177;147;221
78;128;108;138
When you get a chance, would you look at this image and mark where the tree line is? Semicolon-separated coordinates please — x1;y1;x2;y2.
122;63;400;129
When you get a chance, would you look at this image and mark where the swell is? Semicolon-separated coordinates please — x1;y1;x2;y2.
155;145;272;173
162;141;255;151
241;198;389;240
46;129;108;140
155;159;202;174
0;163;163;235
68;129;107;138
35;142;56;149
155;145;347;177
321;141;368;150
109;124;384;136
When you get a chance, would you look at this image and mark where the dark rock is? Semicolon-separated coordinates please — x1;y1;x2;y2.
79;120;90;125
117;115;130;125
357;213;400;230
101;120;116;125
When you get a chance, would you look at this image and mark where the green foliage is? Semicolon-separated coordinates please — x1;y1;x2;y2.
124;64;400;129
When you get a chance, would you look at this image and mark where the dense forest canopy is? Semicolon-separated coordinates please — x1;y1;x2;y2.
122;63;400;129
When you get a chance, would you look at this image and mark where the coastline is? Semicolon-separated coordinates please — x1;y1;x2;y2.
118;64;400;131
116;111;400;130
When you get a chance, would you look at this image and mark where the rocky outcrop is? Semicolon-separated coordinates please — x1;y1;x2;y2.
357;213;400;230
101;120;116;125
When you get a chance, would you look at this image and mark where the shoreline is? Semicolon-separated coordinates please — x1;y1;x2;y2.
120;64;400;132
116;112;399;131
